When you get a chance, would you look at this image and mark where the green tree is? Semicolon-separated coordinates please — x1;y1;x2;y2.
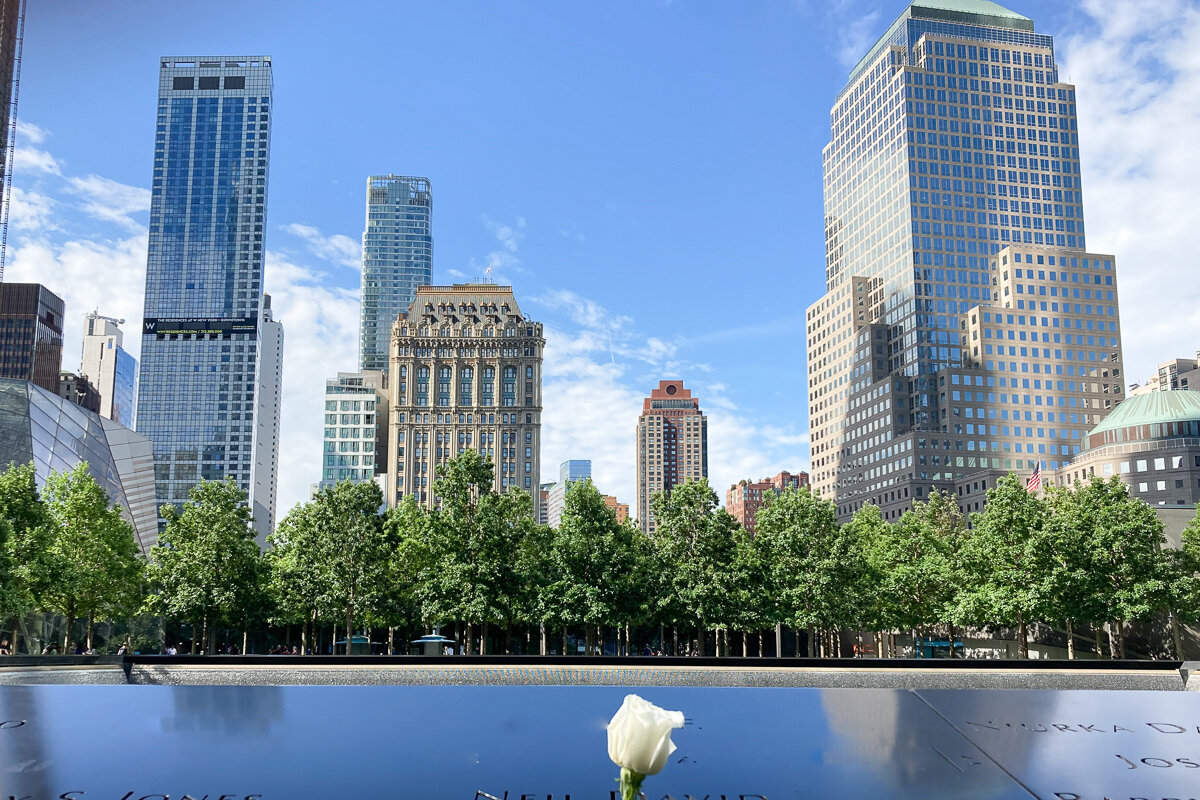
651;479;740;656
1040;482;1099;658
145;478;264;654
1057;477;1171;658
845;504;892;656
954;474;1045;658
0;462;52;652
754;486;846;657
386;495;438;642
41;464;144;651
916;490;968;657
549;478;644;655
416;450;529;654
268;499;330;653
1168;510;1200;658
305;480;391;655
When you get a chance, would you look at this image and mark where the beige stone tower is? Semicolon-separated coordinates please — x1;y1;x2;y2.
387;284;543;513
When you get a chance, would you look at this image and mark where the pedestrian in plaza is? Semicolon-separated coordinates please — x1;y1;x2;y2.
0;638;11;655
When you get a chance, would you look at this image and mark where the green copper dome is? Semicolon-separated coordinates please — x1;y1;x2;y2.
1090;391;1200;438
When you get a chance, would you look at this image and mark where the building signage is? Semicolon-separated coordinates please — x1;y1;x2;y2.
143;317;258;336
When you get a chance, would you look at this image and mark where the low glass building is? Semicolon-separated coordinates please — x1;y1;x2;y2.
0;378;158;552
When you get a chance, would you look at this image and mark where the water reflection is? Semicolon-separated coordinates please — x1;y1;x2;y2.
821;689;1022;798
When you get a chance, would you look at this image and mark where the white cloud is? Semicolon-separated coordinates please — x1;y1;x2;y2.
66;175;150;233
827;0;884;70
8;186;55;231
485;215;526;253
13;146;61;176
472;215;528;281
263;251;361;517
15;121;49;144
280;222;361;270
1056;0;1200;384
5;233;148;368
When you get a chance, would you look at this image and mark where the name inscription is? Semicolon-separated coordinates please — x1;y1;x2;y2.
968;721;1200;735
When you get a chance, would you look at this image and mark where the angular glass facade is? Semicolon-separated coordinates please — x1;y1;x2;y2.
805;2;1123;520
0;379;158;552
360;175;432;374
137;56;274;520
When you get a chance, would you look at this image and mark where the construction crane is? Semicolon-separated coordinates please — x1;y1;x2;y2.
0;0;27;279
86;310;126;327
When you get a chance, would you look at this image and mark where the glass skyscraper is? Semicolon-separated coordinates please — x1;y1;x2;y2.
805;1;1124;520
360;175;432;374
137;56;281;527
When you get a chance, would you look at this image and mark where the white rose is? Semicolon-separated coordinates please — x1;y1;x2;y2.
606;693;686;776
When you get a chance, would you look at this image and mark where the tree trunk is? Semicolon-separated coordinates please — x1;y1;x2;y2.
62;600;77;652
625;622;631;656
1171;614;1183;660
388;627;395;655
672;625;679;656
539;622;546;656
190;620;198;654
696;621;706;657
947;623;957;659
585;623;594;656
561;625;568;656
1065;618;1075;660
242;630;248;655
481;621;489;656
344;610;354;656
806;625;815;658
1018;616;1029;659
776;623;783;659
1094;626;1103;659
1113;619;1126;659
743;631;749;657
86;611;94;652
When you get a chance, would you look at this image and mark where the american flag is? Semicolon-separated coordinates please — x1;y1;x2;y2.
1026;464;1041;493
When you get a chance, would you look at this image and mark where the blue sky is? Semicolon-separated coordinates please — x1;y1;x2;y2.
10;0;1200;517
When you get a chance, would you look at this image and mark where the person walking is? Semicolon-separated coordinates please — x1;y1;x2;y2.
0;638;11;655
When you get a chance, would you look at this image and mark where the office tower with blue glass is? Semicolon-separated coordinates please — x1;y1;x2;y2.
137;56;281;538
360;175;432;374
545;459;591;528
804;1;1124;521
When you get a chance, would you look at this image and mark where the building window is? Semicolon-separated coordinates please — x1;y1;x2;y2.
503;366;516;407
482;367;494;406
438;366;451;407
459;366;473;405
416;367;429;406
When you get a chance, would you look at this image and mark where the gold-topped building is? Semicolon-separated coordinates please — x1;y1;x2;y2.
387;284;543;512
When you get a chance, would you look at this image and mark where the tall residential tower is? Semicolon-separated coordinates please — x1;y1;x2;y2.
137;56;281;533
805;2;1123;521
360;175;432;374
636;380;707;534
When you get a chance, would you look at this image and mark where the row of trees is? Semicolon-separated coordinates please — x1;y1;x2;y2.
4;451;1199;658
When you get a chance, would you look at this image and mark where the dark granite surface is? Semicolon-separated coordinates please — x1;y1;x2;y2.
2;661;1197;798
